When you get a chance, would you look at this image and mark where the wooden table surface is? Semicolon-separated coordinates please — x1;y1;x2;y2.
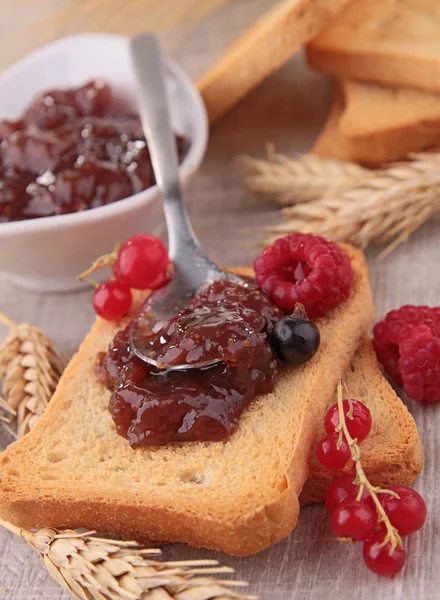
0;1;438;599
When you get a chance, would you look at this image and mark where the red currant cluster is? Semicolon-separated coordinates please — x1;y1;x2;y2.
80;234;170;321
317;389;426;577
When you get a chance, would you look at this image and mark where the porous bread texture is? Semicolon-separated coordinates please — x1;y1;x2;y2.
306;0;440;94
300;336;423;505
197;0;351;123
312;82;440;165
0;247;372;556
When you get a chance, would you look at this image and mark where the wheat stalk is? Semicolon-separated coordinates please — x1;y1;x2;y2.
0;519;256;600
0;313;66;438
241;151;440;256
239;147;369;205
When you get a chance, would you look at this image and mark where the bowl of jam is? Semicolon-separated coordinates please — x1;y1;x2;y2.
0;33;208;292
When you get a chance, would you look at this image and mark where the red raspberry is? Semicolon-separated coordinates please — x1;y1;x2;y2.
253;233;354;318
373;305;440;403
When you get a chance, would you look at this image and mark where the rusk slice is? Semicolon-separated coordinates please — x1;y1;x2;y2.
339;79;440;142
307;0;440;95
312;82;440;165
312;85;353;162
301;336;423;505
0;247;372;556
197;0;351;124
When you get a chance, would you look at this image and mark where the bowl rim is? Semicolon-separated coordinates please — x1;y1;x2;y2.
0;32;208;236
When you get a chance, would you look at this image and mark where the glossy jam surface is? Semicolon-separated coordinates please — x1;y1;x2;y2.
133;279;282;368
0;80;187;222
103;280;283;447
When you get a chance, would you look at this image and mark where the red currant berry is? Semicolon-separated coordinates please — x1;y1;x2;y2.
379;486;427;536
316;433;351;470
93;281;132;321
325;399;372;442
325;473;371;515
363;532;406;576
113;234;169;290
332;500;377;541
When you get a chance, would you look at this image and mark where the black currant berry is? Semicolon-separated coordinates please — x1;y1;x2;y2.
269;314;320;365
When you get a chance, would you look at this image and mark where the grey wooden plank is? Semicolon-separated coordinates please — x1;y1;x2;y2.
0;2;438;598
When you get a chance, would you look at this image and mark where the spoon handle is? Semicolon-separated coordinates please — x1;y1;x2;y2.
130;33;198;259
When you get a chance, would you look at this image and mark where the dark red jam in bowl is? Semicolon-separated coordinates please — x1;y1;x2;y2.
102;280;284;447
0;80;187;222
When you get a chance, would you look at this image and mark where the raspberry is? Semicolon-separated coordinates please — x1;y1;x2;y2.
253;233;354;318
373;305;440;403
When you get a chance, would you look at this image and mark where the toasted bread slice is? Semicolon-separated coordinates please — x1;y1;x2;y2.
300;336;423;505
340;79;440;141
312;82;440;164
197;0;351;124
312;84;353;162
0;247;372;556
306;0;440;95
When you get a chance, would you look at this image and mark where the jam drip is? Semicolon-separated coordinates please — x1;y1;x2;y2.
104;280;282;447
0;80;187;222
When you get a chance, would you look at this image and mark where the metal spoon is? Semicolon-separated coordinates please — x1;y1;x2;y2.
128;33;243;371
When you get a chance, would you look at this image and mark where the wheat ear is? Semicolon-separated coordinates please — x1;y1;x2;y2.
239;148;369;205
0;519;256;600
0;313;66;438
242;151;440;256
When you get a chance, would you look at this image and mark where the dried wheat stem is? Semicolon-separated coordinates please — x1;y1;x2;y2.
0;517;22;536
0;311;16;329
0;394;15;415
0;421;17;439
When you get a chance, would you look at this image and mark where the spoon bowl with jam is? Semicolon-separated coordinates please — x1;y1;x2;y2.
128;33;252;371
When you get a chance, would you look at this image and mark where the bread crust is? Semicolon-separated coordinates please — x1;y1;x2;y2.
307;48;440;95
300;337;423;505
339;79;440;141
312;82;440;165
0;488;300;556
197;0;351;124
306;0;440;94
0;247;374;555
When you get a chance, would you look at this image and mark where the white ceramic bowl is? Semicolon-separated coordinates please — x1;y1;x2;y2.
0;33;208;293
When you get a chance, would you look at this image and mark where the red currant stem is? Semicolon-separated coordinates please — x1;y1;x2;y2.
87;279;100;290
337;536;356;545
342;381;355;420
336;379;403;554
0;312;16;329
77;249;118;281
356;483;365;502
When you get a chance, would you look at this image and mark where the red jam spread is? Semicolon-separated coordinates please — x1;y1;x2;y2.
132;279;282;368
0;80;187;222
101;280;283;447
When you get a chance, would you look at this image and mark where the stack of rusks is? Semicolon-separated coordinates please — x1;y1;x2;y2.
199;0;439;166
307;0;440;164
